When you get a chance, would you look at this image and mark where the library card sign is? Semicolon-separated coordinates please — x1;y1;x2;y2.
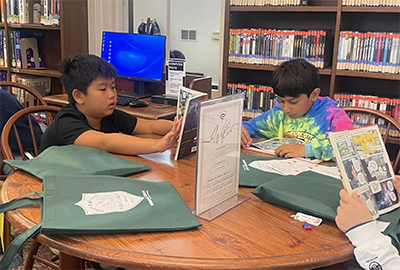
195;94;248;220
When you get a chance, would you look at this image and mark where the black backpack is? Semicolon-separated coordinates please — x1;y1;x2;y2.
149;19;161;35
138;21;147;34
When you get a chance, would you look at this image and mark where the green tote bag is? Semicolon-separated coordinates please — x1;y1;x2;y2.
239;154;283;187
252;172;400;252
4;145;152;178
0;175;201;269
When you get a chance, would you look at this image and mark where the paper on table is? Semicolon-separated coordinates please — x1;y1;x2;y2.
309;164;341;180
249;158;341;179
249;158;316;176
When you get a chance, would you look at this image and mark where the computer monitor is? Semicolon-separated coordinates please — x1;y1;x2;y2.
101;31;166;97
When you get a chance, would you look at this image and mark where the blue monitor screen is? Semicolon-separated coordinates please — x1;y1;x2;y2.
101;32;166;82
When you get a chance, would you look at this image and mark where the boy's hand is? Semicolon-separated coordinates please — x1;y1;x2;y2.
274;143;305;158
156;117;182;152
335;189;373;233
393;175;400;191
241;126;252;148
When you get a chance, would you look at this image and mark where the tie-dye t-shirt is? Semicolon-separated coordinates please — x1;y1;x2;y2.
242;96;353;161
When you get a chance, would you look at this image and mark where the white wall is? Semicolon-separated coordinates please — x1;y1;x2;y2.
170;0;221;85
132;0;168;37
133;0;221;85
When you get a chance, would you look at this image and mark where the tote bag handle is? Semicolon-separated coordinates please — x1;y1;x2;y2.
0;192;43;269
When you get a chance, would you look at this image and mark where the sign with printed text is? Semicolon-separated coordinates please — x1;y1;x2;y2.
165;59;185;96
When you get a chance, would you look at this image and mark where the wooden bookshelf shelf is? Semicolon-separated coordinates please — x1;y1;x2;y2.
10;68;61;78
388;137;400;145
228;62;276;71
228;62;332;75
0;66;7;71
341;7;400;13
230;6;337;12
8;23;60;30
335;70;400;80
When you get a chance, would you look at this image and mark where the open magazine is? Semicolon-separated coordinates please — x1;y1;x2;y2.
328;125;400;219
174;86;207;160
250;137;305;155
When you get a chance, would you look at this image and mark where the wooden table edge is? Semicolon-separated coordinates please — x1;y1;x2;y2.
0;175;354;270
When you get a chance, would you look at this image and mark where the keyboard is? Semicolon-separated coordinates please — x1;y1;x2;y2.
116;95;138;106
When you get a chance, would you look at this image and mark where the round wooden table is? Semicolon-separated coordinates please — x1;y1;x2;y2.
1;149;354;270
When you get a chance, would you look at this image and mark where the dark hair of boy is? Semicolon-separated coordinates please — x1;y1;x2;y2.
271;58;320;98
59;54;117;105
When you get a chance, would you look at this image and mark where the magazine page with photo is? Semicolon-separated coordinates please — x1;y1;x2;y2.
328;125;400;219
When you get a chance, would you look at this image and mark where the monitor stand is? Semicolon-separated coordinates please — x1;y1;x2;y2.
133;81;151;99
117;81;151;99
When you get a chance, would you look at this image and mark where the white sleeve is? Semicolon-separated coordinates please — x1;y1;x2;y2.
346;221;400;270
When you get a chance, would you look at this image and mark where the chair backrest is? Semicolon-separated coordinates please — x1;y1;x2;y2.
342;107;400;174
1;106;60;166
0;81;47;107
185;73;204;88
189;76;212;98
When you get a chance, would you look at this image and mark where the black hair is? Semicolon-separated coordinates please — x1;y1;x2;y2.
271;58;320;98
59;54;117;104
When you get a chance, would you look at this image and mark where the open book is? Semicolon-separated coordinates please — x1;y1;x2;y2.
328;125;400;219
174;86;207;160
251;137;305;155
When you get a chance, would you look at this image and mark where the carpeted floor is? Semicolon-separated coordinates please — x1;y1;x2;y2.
1;226;97;270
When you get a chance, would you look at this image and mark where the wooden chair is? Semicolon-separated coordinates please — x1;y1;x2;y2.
0;82;47;180
0;81;47;108
342;107;400;174
1;105;60;270
189;76;212;98
185;72;204;88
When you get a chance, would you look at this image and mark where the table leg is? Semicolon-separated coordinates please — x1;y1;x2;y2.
59;252;85;270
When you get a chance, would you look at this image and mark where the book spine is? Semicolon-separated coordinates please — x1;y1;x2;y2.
9;31;16;68
0;30;4;67
3;29;7;68
40;0;44;24
6;0;11;23
14;0;19;23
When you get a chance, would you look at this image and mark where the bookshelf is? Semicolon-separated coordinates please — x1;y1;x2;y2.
221;0;400;100
0;0;88;95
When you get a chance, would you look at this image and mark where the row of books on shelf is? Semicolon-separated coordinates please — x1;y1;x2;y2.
11;73;51;96
0;29;45;69
334;93;400;138
230;0;307;6
3;0;59;26
0;72;51;105
342;0;400;6
227;83;276;118
337;31;400;74
229;29;330;68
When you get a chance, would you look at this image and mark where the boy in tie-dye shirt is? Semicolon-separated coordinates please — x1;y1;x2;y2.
241;58;353;161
